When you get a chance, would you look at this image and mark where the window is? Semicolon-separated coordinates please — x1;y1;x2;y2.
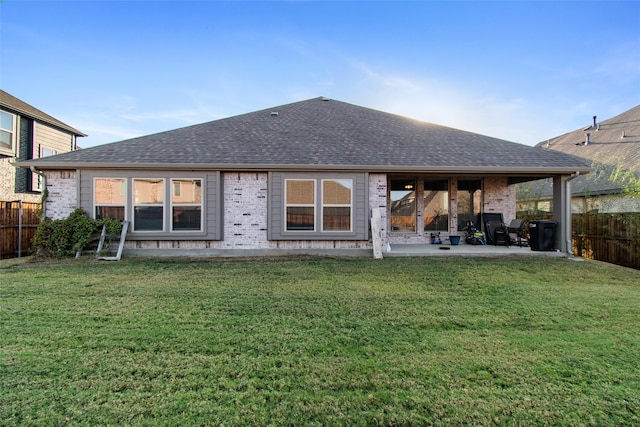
285;179;315;231
134;178;165;231
41;147;57;158
390;179;416;233
86;173;219;239
95;178;126;221
269;172;366;241
322;179;352;232
424;179;449;232
171;179;202;231
457;179;482;231
1;110;15;151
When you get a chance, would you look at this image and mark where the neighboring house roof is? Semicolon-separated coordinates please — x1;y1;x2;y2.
0;89;87;137
538;105;639;173
520;105;640;199
17;97;589;175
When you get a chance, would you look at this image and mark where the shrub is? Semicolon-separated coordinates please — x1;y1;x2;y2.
32;208;122;258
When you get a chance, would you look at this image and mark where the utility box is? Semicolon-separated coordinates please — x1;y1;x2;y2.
528;220;557;251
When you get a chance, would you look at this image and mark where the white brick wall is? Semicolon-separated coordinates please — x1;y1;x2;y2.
45;170;77;220
218;172;269;249
0;158;41;203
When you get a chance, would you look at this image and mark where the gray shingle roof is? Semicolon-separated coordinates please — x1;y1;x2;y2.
536;105;640;173
0;90;87;137
18;97;589;173
520;105;640;198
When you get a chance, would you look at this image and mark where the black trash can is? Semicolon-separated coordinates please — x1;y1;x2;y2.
528;220;557;251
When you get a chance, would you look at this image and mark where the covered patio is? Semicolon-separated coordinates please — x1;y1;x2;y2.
384;243;570;258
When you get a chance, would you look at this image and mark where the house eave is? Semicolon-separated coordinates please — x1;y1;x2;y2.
15;161;592;175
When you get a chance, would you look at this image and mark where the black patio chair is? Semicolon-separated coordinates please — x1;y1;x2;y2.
483;213;510;247
507;219;526;247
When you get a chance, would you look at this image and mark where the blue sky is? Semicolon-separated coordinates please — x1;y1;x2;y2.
1;1;639;148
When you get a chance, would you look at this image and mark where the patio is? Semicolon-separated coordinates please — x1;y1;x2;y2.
385;243;569;258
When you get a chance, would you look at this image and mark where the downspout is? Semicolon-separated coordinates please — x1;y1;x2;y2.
31;166;47;221
564;171;580;255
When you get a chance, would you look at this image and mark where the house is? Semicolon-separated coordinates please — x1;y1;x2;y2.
1;89;86;203
15;97;590;256
517;105;640;214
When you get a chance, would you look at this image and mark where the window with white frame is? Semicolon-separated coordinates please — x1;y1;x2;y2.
133;178;165;231
171;179;202;231
41;146;57;158
94;178;127;221
285;179;315;231
269;172;366;241
0;110;15;151
322;179;352;232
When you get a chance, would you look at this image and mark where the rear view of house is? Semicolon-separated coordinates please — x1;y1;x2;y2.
16;97;590;257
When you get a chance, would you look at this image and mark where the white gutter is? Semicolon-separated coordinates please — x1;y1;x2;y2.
30;166;47;221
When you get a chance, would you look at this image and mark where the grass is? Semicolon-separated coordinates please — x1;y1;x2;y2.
1;255;639;426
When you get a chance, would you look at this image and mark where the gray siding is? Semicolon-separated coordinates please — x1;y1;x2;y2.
268;171;369;240
79;169;221;240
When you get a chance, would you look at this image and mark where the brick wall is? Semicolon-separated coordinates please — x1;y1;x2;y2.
219;172;269;249
45;170;77;220
0;158;41;203
483;176;516;223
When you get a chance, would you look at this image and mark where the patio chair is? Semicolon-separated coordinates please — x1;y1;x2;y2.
507;219;526;247
483;213;510;247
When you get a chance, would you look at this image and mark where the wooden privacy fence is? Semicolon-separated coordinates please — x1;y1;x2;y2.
0;201;41;259
572;213;640;270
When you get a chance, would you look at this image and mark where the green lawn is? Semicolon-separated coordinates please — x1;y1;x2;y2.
1;256;639;426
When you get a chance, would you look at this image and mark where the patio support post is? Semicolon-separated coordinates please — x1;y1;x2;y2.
552;175;574;254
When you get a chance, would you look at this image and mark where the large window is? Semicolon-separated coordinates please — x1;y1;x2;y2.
1;111;15;151
322;179;352;232
284;178;354;232
269;172;366;241
424;179;449;232
171;179;202;231
89;173;217;239
285;179;316;231
134;178;165;231
390;179;416;233
94;178;126;221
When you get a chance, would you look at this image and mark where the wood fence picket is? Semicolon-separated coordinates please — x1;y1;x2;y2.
0;201;41;259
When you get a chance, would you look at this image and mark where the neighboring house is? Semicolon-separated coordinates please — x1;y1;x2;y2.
518;105;640;214
15;97;590;256
1;90;87;203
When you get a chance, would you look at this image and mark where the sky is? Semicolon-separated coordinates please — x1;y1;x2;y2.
1;1;639;149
